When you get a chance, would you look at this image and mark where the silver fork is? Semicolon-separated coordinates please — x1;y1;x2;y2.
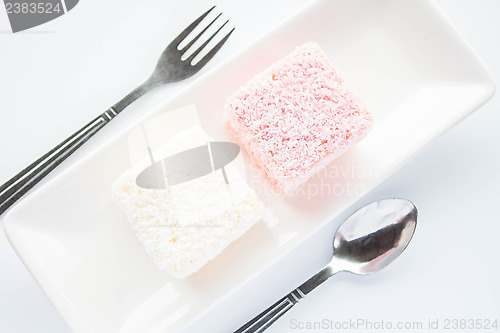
0;6;234;216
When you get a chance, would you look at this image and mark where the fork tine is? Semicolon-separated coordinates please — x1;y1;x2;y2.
170;6;216;48
193;27;235;69
186;20;229;64
180;13;222;54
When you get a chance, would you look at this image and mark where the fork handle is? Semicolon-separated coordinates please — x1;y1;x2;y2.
0;84;150;216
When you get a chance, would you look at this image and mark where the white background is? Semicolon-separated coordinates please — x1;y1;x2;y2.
0;0;499;332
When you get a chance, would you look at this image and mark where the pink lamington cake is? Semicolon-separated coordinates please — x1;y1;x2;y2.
224;42;372;194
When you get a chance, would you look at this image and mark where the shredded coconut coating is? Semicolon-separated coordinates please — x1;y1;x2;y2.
112;127;266;278
224;42;372;194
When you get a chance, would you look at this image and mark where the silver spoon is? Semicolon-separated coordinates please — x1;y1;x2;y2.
235;198;418;333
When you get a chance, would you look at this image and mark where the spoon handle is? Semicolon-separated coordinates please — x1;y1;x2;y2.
235;266;334;333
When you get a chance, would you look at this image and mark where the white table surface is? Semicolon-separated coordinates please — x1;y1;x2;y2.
1;0;499;332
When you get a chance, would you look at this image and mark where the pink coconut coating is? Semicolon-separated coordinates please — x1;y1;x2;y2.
224;42;372;194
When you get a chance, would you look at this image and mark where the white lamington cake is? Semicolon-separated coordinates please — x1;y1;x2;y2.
112;126;266;278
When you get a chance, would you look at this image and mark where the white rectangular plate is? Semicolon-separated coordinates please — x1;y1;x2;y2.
3;0;495;332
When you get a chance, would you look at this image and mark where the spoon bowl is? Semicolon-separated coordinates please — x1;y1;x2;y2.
332;199;417;275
